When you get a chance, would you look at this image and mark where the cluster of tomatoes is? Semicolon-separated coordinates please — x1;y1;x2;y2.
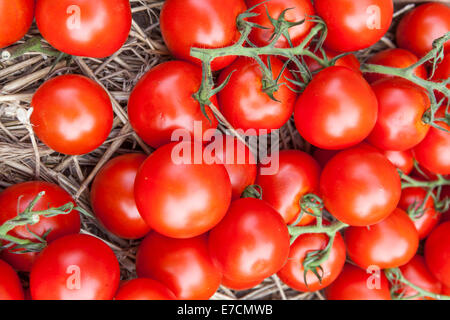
0;0;449;301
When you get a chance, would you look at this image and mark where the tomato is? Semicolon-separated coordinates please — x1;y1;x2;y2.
277;222;346;292
432;53;450;102
0;260;24;300
90;154;151;240
396;3;450;58
443;285;450;296
397;255;442;300
207;134;257;200
304;50;361;74
367;78;430;151
160;0;246;71
35;0;131;58
320;144;401;226
221;276;263;291
128;61;218;149
218;57;296;134
364;48;428;83
325;264;391;300
345;208;419;269
425;221;450;287
294;66;378;150
315;0;393;52
245;0;315;48
208;198;290;283
30;234;120;300
256;150;321;225
312;149;339;169
0;181;80;272
114;278;176;300
398;187;441;240
380;149;414;175
136;232;221;300
0;0;34;49
30;74;113;155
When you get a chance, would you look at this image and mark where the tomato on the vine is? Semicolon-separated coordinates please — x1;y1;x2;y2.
114;278;176;300
0;260;24;300
379;149;414;175
304;50;361;74
0;0;34;49
425;221;450;288
432;53;450;102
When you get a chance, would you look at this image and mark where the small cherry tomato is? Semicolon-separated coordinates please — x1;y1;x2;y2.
0;0;34;49
379;149;414;175
114;278;176;300
425;221;450;288
0;260;24;300
304;50;361;74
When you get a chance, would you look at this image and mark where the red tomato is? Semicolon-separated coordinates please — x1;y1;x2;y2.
380;149;414;175
0;260;24;300
0;0;34;48
0;181;80;272
304;50;361;74
114;278;176;300
30;234;120;300
218;57;296;134
134;141;231;239
396;3;450;58
325;264;391;300
90;154;151;240
208;198;290;283
160;0;246;71
294;66;378;150
221;276;263;291
345;208;419;269
128;61;218;149
30;74;113;155
136;232;221;300
443;285;450;296
207;134;257;200
425;221;450;287
320;145;401;226
35;0;131;58
315;0;393;52
398;187;441;240
367;78;430;151
364;48;428;83
432;53;450;102
245;0;315;48
256;150;321;225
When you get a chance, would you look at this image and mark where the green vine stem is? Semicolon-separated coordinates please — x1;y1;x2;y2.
1;37;66;61
399;170;450;190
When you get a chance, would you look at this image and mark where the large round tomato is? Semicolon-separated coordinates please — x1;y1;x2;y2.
208;198;290;283
114;278;176;300
134;141;231;239
320;144;401;226
30;74;113;155
315;0;393;52
367;78;430;151
128;61;218;149
90;153;151;240
325;264;391;300
35;0;131;58
160;0;246;71
136;232;221;300
396;3;450;58
0;0;34;49
0;260;24;300
30;234;120;300
0;181;80;272
345;208;419;269
425;221;450;287
256;150;321;225
218;56;296;134
304;50;361;74
294;66;378;150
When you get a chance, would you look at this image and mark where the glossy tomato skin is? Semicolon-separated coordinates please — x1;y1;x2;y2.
136;232;221;300
128;61;218;149
221;276;263;291
218;56;296;134
90;153;151;240
0;0;34;48
0;181;80;272
35;0;131;58
320;145;402;226
396;3;450;58
325;264;391;300
245;0;315;48
367;78;430;151
30;234;120;300
345;208;419;269
315;0;393;52
425;222;450;287
160;0;246;71
208;198;290;283
256;150;321;225
30;74;113;155
0;260;24;300
114;278;176;300
295;66;378;150
304;50;361;74
432;53;450;102
134;141;231;239
380;149;414;175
